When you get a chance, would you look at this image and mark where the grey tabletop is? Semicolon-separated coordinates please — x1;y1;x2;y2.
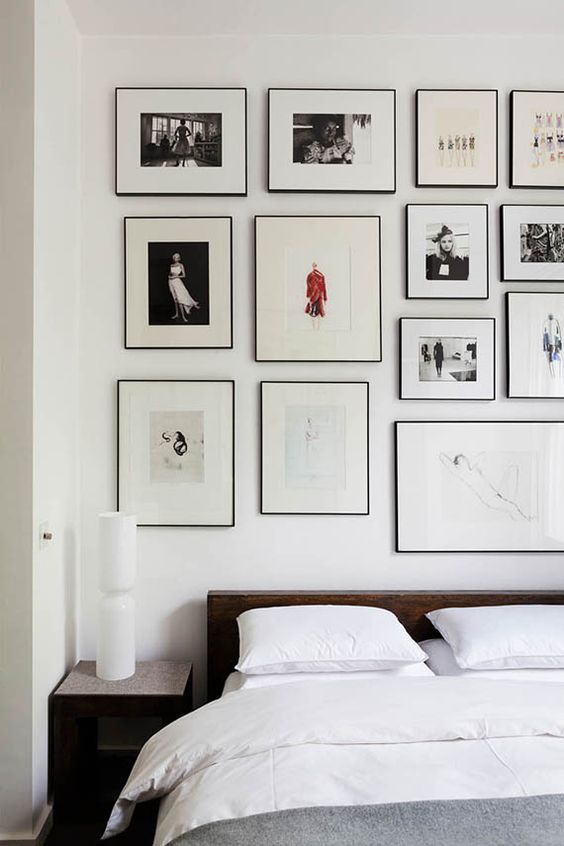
54;660;192;697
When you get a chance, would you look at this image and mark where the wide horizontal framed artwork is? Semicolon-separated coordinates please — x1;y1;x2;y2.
395;420;564;553
399;317;495;401
507;292;564;399
501;205;564;282
261;381;369;515
511;90;564;189
406;204;489;299
115;87;247;195
268;88;396;193
118;380;234;527
416;89;498;188
255;215;381;362
124;216;232;349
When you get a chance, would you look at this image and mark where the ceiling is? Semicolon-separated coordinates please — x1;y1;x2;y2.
65;0;564;37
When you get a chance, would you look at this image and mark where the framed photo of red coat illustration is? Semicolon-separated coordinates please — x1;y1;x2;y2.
255;215;382;362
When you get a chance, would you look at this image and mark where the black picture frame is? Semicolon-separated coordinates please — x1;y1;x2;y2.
506;291;564;399
510;90;564;189
500;204;564;282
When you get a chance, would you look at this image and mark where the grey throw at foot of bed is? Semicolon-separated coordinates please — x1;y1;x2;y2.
171;794;564;846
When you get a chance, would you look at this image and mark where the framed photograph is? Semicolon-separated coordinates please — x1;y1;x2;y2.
255;216;381;362
416;89;498;188
115;87;247;196
118;380;234;527
501;205;564;282
400;318;495;401
511;90;564;188
268;88;396;193
124;217;232;349
261;382;369;515
507;292;564;398
406;204;489;299
395;421;564;553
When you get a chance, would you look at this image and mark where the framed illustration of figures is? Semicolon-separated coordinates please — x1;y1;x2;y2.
261;381;369;515
501;205;564;282
268;88;396;193
255;216;381;362
115;87;247;196
511;90;564;188
395;421;564;553
118;380;234;527
416;90;498;188
124;217;232;349
507;292;564;398
406;204;489;299
400;318;495;401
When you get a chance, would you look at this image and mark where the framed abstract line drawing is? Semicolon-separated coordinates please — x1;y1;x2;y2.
416;89;498;188
124;217;232;349
501;205;564;282
406;204;489;299
395;420;564;553
268;88;396;193
400;318;495;401
511;90;564;188
255;216;381;362
118;380;234;527
507;292;564;399
115;87;247;196
261;381;369;515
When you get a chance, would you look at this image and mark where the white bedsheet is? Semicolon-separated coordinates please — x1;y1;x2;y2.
103;677;564;845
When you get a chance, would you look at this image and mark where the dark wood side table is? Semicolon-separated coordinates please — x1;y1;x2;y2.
51;660;192;823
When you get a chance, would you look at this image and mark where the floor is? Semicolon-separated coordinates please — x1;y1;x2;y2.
419;357;477;382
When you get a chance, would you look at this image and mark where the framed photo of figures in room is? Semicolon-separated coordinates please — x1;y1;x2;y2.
124;216;232;349
416;89;498;188
395;420;564;553
115;87;247;195
507;292;564;399
261;381;369;515
255;215;382;362
118;380;235;527
501;205;564;282
510;90;564;189
268;88;396;193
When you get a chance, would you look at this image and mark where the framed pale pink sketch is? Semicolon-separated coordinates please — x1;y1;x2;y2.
511;90;564;189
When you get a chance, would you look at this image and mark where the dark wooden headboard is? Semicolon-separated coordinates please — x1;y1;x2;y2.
206;590;564;701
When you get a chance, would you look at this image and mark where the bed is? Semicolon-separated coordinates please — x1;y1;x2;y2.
104;590;564;846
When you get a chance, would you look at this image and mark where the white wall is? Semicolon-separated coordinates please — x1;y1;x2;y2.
79;34;564;705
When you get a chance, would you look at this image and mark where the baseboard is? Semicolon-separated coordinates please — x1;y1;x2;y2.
0;804;53;846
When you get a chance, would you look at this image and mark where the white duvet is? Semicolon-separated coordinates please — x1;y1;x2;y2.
104;677;564;845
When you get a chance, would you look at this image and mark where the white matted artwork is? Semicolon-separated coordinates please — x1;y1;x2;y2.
416;90;498;187
395;421;564;553
501;205;564;281
118;380;234;526
255;216;381;361
261;382;369;514
507;292;564;398
400;318;495;400
268;88;396;192
406;204;488;299
511;90;564;188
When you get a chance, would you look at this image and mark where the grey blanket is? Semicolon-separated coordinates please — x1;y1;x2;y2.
171;794;564;846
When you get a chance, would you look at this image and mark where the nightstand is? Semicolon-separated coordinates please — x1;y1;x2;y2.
51;660;192;822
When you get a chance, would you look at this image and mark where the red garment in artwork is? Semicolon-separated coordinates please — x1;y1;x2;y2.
305;269;327;317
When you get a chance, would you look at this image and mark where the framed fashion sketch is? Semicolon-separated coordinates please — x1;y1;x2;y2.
124;217;232;349
268;88;396;193
115;88;247;195
400;318;495;401
511;91;564;188
255;216;381;362
261;382;369;515
118;380;234;527
406;204;489;299
507;292;564;398
501;205;564;282
416;90;498;188
395;420;564;553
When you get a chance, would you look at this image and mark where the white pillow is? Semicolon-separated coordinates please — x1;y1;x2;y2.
236;605;427;674
426;605;564;670
421;638;564;682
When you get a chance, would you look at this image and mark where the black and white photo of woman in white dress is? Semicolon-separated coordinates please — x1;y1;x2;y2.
147;241;210;327
168;252;200;322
